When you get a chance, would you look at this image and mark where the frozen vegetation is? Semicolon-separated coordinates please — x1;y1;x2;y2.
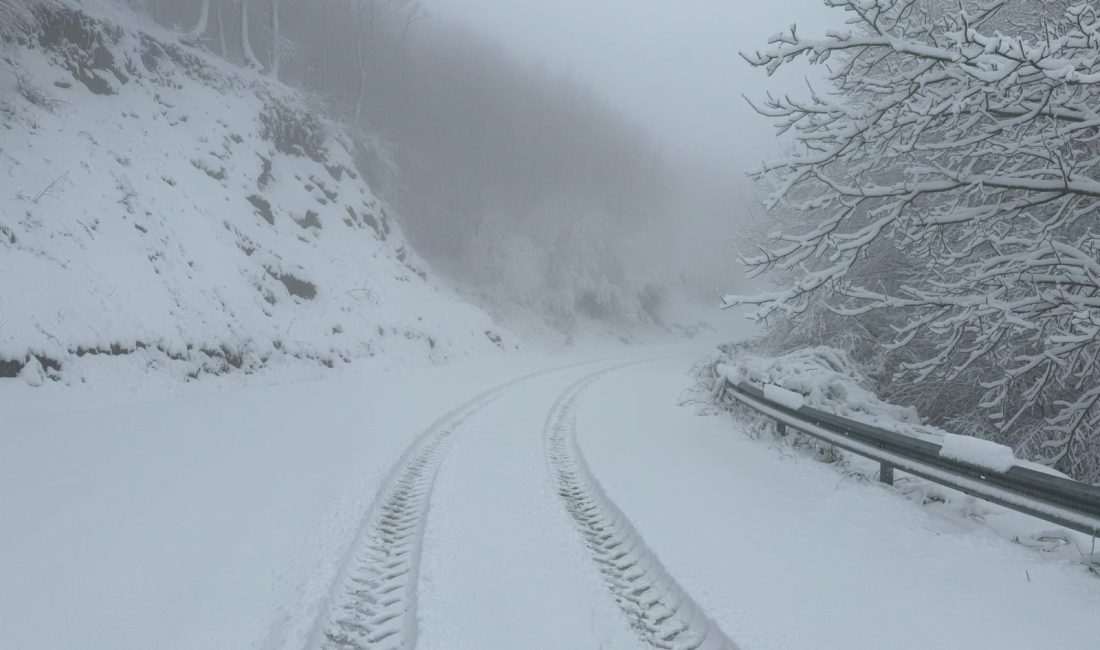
2;1;1098;649
729;0;1100;484
0;0;512;385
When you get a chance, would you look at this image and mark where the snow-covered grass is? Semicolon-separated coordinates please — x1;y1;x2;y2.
0;0;511;386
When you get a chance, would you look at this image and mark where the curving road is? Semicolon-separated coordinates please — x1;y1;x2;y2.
310;359;737;650
307;355;1100;650
5;351;1099;650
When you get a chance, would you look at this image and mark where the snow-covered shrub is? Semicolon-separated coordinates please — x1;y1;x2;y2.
259;97;328;162
11;65;60;109
443;197;669;336
0;1;45;43
704;345;938;436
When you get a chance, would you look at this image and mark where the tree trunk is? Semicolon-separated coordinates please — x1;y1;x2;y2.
240;0;262;70
268;0;280;79
216;2;228;57
185;0;210;41
353;1;372;122
321;0;330;91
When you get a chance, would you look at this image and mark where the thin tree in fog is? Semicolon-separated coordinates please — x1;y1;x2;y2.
216;0;227;56
184;0;210;42
267;0;281;78
350;0;423;121
239;0;262;70
320;0;335;90
731;0;1100;480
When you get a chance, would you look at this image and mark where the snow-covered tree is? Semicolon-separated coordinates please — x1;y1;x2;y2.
730;0;1100;481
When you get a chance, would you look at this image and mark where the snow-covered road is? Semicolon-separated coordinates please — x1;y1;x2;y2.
417;364;644;650
3;349;1099;650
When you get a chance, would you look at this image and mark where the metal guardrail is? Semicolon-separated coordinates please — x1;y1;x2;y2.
725;381;1100;537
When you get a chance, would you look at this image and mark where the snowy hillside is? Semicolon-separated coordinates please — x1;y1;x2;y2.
0;1;511;385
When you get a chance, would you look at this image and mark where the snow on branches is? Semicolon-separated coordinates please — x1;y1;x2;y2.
730;0;1100;481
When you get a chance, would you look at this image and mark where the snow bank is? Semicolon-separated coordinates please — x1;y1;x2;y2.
939;433;1017;472
0;1;512;386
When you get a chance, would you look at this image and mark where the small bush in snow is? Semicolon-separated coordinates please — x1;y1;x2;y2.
13;67;61;110
0;1;41;43
258;98;328;162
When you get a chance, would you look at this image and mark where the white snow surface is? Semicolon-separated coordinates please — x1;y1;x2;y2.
0;0;511;384
416;366;643;650
761;382;805;410
2;344;1099;649
579;357;1100;650
0;350;604;650
940;432;1019;472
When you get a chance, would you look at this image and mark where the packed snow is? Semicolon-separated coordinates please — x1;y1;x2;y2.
940;432;1019;473
762;382;805;410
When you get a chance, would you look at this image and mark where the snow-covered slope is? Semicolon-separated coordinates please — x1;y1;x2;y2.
0;1;512;385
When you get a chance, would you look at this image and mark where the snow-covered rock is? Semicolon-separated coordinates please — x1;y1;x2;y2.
0;1;512;385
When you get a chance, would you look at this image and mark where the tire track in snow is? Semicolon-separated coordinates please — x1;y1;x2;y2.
308;361;601;650
545;369;741;650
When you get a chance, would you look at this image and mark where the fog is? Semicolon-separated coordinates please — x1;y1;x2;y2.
140;0;844;334
423;0;840;171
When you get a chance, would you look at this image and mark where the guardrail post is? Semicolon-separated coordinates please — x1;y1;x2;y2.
879;462;895;486
776;420;787;436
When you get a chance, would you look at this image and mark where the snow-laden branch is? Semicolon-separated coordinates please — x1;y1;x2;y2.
737;0;1100;481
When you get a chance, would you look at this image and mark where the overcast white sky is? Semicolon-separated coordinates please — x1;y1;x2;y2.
422;0;844;174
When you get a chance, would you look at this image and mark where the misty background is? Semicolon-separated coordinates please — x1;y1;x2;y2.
138;0;838;337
